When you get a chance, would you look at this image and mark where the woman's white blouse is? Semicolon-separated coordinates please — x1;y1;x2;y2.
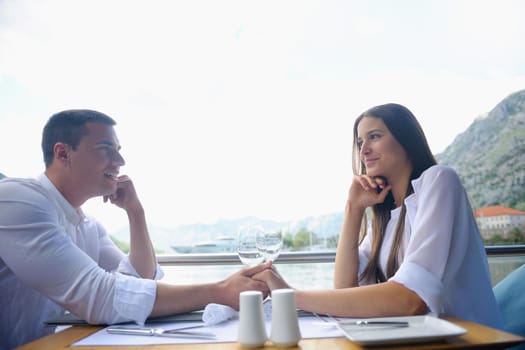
0;174;163;349
358;165;503;329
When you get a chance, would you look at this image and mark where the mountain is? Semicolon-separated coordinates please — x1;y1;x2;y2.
436;89;525;211
112;213;344;252
112;89;525;251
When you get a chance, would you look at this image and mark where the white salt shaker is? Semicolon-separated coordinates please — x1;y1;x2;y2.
238;291;268;348
270;288;301;347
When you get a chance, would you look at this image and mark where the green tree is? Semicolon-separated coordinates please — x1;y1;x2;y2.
484;233;505;246
110;235;166;254
110;235;130;253
282;232;294;249
293;227;318;250
507;227;525;244
326;235;339;249
517;202;525;212
483;228;525;246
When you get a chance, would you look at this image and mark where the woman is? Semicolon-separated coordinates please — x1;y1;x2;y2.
254;103;503;329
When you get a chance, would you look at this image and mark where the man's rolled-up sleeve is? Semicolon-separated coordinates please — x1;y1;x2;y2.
0;184;159;325
112;274;157;325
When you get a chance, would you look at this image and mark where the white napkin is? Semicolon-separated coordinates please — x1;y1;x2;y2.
202;303;238;326
202;300;273;326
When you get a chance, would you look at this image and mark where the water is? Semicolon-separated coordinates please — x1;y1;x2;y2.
263;232;283;261
488;255;525;285
237;226;266;266
160;256;524;289
264;248;281;262
161;262;335;290
237;251;264;266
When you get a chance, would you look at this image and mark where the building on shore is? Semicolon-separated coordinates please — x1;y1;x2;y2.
475;205;525;238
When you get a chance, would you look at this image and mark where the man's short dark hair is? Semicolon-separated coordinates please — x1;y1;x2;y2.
42;109;116;167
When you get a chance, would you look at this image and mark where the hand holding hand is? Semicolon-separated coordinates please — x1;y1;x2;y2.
252;261;292;291
218;261;271;310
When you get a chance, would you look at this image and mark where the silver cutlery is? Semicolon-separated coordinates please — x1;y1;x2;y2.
339;320;409;327
313;312;409;329
106;325;216;339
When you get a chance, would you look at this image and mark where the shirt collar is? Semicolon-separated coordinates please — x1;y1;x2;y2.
36;173;87;225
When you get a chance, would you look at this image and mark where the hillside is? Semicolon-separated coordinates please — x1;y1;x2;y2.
436;89;525;211
113;213;344;253
2;91;523;251
111;89;525;251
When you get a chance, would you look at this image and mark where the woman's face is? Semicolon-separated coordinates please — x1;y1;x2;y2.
356;116;412;181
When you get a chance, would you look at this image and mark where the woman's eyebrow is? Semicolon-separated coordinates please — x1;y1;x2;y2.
366;128;383;135
358;128;383;139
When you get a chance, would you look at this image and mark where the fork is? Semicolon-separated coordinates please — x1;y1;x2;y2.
313;312;340;327
313;313;409;328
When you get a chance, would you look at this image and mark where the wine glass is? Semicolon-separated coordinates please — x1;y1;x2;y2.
263;230;283;262
237;225;265;266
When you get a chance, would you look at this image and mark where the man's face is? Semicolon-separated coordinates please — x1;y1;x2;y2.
67;122;125;200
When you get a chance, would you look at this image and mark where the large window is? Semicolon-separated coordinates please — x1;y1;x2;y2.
1;1;524;260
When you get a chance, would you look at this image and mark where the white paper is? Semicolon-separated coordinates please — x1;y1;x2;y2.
72;316;346;346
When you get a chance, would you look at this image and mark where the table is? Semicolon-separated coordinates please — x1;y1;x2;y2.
16;318;525;350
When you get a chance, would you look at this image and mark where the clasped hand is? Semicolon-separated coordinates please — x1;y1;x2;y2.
348;175;392;209
250;261;291;292
103;175;143;213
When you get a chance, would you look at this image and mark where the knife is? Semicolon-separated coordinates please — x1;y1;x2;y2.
106;326;216;339
337;320;410;330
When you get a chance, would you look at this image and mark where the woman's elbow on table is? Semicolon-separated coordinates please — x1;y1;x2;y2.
389;282;428;316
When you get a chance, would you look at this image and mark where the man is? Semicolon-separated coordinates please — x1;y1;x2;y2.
0;110;269;349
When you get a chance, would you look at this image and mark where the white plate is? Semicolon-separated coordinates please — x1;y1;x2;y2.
337;315;467;345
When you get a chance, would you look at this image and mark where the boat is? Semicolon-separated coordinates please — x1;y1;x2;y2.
171;236;237;254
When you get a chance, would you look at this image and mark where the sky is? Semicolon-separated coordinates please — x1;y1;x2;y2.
1;0;524;232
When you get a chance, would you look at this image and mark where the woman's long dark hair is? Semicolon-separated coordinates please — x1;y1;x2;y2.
352;103;437;282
